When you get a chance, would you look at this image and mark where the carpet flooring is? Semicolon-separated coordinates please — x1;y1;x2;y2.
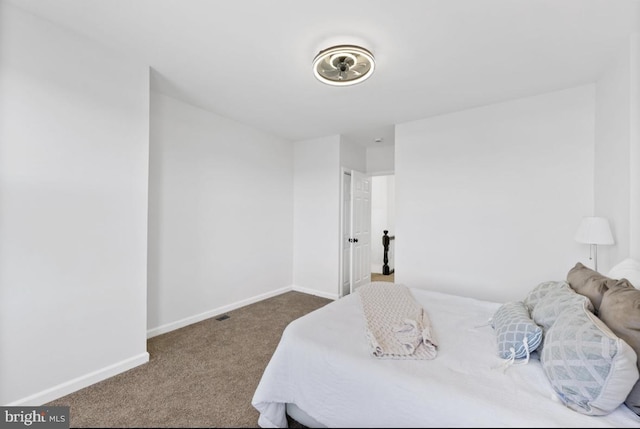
371;272;394;282
46;291;331;428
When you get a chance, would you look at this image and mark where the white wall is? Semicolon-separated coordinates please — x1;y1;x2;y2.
292;136;340;299
396;85;595;302
594;33;640;269
367;145;395;175
594;43;631;272
387;176;396;241
148;92;294;335
631;34;640;259
0;3;149;405
340;136;366;173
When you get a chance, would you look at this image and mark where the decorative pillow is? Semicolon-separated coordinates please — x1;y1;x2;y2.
522;280;568;314
490;301;542;360
567;262;617;311
531;283;593;333
540;301;639;415
608;258;640;289
598;280;640;416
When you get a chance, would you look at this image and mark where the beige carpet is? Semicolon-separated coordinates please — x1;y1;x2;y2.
46;291;331;428
371;272;394;282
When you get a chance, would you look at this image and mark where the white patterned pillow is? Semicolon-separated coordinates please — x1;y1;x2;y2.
523;280;569;313
491;301;542;360
540;304;639;415
531;284;594;333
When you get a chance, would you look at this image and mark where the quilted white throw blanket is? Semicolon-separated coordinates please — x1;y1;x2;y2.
357;282;438;359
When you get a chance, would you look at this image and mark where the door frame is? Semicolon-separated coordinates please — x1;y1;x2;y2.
339;168;351;298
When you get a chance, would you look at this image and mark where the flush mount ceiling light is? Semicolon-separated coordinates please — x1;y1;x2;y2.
313;45;375;86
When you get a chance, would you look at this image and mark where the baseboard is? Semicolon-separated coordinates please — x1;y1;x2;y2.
147;286;293;338
7;352;149;406
291;285;339;301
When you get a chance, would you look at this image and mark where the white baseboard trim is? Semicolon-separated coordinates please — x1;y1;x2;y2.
147;286;293;338
292;285;339;301
7;352;149;406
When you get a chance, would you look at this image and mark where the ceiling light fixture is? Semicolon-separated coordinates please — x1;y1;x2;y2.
313;45;375;86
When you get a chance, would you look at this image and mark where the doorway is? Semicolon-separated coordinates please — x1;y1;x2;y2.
370;174;395;280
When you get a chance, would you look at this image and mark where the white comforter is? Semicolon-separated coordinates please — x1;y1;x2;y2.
251;288;640;428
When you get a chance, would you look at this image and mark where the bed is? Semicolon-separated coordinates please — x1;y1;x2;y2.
252;265;640;428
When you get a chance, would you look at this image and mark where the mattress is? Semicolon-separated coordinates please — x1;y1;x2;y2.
252;288;640;428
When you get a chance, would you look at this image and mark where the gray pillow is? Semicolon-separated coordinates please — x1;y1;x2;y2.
490;301;542;360
531;283;593;333
567;262;618;312
523;280;568;314
540;300;639;415
598;280;640;416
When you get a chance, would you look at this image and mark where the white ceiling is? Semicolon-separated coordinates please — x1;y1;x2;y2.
9;0;640;147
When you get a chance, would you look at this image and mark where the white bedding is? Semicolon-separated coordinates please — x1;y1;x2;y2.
251;288;640;428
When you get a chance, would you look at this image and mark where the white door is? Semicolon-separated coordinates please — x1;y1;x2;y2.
350;170;371;292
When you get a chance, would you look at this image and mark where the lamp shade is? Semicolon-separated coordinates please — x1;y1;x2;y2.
574;217;614;245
